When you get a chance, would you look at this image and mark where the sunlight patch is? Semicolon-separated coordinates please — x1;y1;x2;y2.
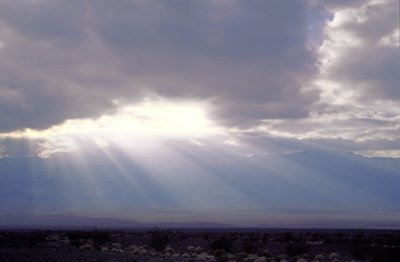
1;98;220;139
0;97;223;158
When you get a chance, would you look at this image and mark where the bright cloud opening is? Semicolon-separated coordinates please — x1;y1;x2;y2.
0;97;223;158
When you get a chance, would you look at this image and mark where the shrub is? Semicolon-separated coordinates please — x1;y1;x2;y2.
91;230;111;244
242;238;258;253
66;230;111;246
149;228;169;251
285;242;310;256
209;236;233;252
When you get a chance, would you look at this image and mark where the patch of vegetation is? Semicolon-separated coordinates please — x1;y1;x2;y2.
148;227;169;251
285;242;310;256
0;231;47;248
66;229;111;246
242;238;258;253
209;236;233;252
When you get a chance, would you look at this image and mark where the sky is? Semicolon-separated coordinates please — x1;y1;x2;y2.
0;0;399;228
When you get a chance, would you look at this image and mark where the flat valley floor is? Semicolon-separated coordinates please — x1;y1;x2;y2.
1;228;399;261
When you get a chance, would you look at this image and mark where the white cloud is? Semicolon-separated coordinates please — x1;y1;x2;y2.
241;0;398;155
224;137;240;147
256;111;400;142
190;139;205;147
354;150;400;158
36;140;76;159
0;145;8;158
378;28;400;47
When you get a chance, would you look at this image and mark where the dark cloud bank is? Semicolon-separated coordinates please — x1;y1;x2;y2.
0;0;319;132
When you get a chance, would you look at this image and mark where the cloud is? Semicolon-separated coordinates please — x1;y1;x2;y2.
354;150;400;158
234;0;400;157
36;140;76;159
254;106;400;142
0;0;398;158
0;145;7;158
0;0;318;133
318;0;399;101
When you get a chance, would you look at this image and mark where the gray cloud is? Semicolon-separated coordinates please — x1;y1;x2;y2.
320;0;367;10
0;0;397;158
91;0;319;124
321;0;399;101
0;0;318;132
0;1;87;42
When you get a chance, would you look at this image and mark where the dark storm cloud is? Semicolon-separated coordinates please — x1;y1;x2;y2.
0;0;86;42
0;0;318;132
90;0;318;124
0;0;122;131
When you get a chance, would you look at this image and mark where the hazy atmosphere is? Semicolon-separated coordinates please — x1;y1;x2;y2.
0;0;399;228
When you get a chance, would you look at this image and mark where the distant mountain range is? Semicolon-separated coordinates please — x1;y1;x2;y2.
1;146;399;228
